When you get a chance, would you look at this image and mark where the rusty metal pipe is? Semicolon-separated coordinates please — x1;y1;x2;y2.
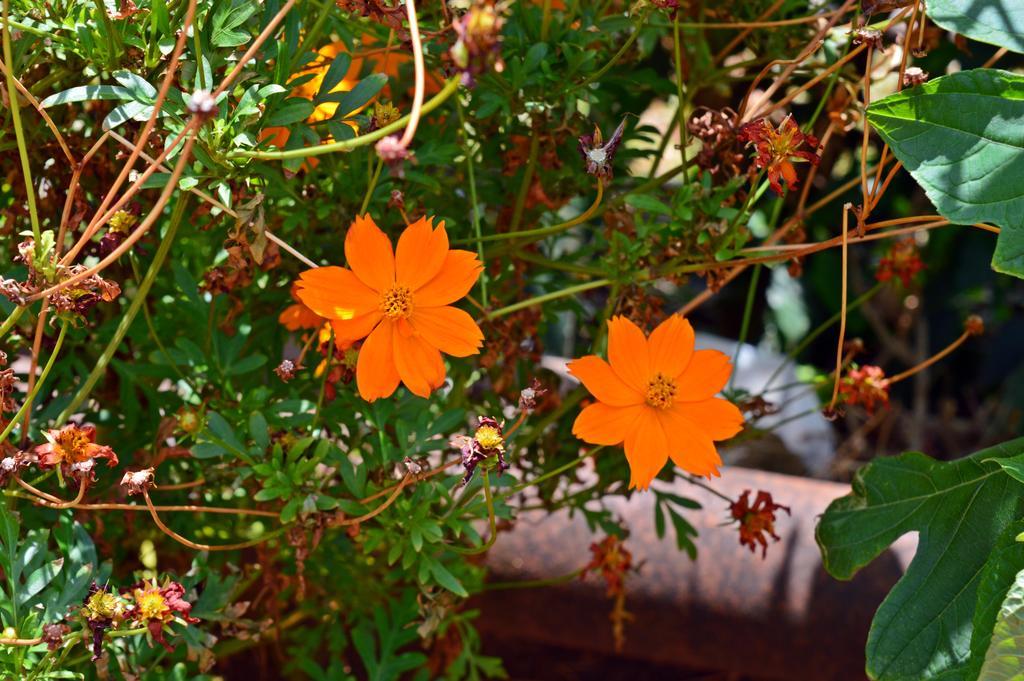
476;466;914;680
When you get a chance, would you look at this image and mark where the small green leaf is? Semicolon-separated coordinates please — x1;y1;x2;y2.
429;560;468;598
316;53;353;101
323;73;387;119
265;98;315;127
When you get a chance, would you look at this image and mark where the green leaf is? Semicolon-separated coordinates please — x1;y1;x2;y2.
428;560;469;598
112;70;157;100
866;69;1024;278
265;98;315;127
323;73;387;119
817;440;1024;680
41;84;133;108
926;1;1024;53
966;521;1024;680
316;53;353;101
210;0;259;48
978;565;1024;680
625;193;673;215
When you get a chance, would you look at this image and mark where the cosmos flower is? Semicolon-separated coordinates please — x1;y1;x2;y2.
295;215;483;401
737;116;820;196
569;315;744;489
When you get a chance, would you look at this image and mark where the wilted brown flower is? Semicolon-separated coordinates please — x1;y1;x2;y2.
688;106;745;179
578;119;626;182
876;238;924;287
903;66;929;87
124;579;200;653
451;416;510;485
34;424;119;484
839;365;890;413
729;490;790;558
737;116;821;196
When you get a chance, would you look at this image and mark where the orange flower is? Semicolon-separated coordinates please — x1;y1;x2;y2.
569;315;744;489
295;215;484;401
279;283;326;331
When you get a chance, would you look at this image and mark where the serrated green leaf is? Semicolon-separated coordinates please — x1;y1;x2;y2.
927;1;1024;54
866;69;1024;278
817;439;1024;680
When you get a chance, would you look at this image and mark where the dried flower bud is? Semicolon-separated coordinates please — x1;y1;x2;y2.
274;359;297;382
518;378;547;413
375;135;410;163
388;189;405;210
120;468;156;496
964;315;985;337
41;623;70;651
852;28;883;48
186;90;218;119
903;66;929;88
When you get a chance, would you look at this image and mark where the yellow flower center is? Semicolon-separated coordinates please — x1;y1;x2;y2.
380;285;413;319
645;373;677;410
135;589;168;621
474;425;504;451
56;428;92;463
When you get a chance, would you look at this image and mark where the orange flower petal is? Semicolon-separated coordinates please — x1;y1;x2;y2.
572;402;644;446
356;320;401;401
296;266;380;320
673;397;744;441
657;408;723;478
647;314;695;378
278;303;323;331
330;312;382;346
568;356;643;407
345;214;395;292
392;319;446;398
623;408;669;490
414;250;483;307
607;316;651;393
396;217;450;290
674;349;732;401
409;306;483;357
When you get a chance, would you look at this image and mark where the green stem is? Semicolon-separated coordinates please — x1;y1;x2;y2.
91;0;120;63
683;474;732;503
461;181;603;246
497;447;603;501
672;14;690;181
762;282;882;392
295;0;334;65
0;321;67;446
449;469;497;555
360;157;384;214
456;99;488;305
2;0;41;243
508;130;539;233
484;568;584;591
486;279;611;320
575;11;648;90
233;78;460;160
57;198;189;423
0;305;25;340
729;264;761;391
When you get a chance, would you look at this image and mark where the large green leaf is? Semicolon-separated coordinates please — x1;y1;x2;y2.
972;524;1024;680
926;1;1024;53
866;69;1024;278
816;438;1024;680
